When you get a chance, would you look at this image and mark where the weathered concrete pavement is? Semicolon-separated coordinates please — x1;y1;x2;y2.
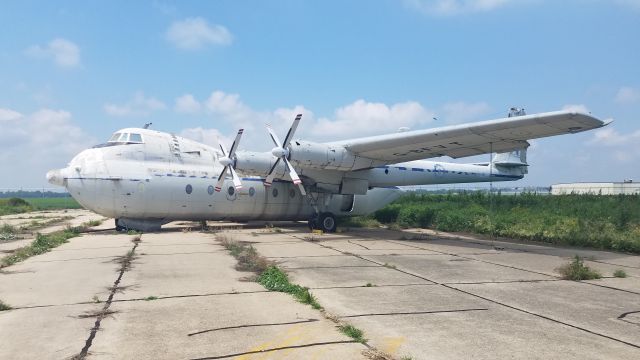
1;213;639;359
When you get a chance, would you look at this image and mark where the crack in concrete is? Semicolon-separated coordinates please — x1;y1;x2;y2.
311;283;437;290
291;233;640;350
188;318;319;336
340;308;489;318
283;265;381;270
72;239;140;359
347;240;370;250
618;310;640;327
189;340;358;359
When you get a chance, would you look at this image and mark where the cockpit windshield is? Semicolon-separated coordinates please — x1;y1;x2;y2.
94;132;145;148
107;132;143;144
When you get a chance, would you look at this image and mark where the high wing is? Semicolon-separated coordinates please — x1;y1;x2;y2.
329;110;610;163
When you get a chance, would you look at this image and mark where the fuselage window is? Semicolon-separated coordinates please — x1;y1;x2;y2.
289;189;296;198
207;185;214;195
249;187;255;197
129;133;143;143
186;184;193;194
272;188;278;197
228;186;235;196
384;169;389;174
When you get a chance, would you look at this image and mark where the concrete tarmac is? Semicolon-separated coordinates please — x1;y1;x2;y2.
0;212;639;359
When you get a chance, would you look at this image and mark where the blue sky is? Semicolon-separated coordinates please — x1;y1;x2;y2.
1;0;639;188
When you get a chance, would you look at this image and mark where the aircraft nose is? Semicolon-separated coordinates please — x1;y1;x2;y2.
46;169;65;186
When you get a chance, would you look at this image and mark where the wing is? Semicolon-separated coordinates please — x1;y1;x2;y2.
330;110;609;163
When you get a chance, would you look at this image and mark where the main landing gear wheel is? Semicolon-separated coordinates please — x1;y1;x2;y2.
115;219;127;232
309;212;337;233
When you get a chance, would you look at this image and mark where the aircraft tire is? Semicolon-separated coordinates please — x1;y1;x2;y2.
115;219;127;232
318;212;337;233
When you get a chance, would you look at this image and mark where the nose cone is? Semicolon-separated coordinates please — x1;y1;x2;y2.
46;169;65;187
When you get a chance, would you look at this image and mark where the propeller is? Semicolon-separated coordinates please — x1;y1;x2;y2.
264;114;306;196
214;129;244;192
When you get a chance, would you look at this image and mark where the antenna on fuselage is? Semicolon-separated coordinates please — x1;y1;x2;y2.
143;122;152;129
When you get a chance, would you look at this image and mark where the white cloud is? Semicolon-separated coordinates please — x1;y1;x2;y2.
0;108;23;122
166;17;232;50
174;94;202;114
104;92;166;117
179;127;229;149
311;99;434;138
440;101;491;123
404;0;511;15
562;104;590;113
26;38;80;68
0;108;96;187
615;86;640;104
588;127;640;164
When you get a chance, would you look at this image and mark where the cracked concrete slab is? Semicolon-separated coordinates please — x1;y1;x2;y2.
91;293;366;359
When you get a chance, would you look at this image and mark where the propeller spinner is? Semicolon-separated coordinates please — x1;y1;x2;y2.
264;114;306;195
214;129;244;192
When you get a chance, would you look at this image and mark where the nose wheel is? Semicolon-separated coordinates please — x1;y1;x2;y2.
308;212;337;233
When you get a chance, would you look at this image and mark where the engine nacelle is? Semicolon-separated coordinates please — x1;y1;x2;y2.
289;140;378;171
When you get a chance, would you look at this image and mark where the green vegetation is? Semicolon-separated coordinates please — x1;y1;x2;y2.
338;324;366;343
26;197;81;210
218;235;271;273
85;219;103;227
0;226;84;268
338;216;382;228
258;266;322;309
557;255;602;280
144;296;158;301
0;224;18;241
373;193;640;253
0;300;12;311
0;197;81;216
613;269;628;278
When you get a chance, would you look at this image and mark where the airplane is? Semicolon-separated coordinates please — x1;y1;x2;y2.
46;108;609;232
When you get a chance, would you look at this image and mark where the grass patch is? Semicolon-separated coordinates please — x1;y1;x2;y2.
0;223;18;241
338;216;382;228
218;235;271;273
258;266;323;310
0;300;12;311
382;263;396;269
557;255;602;280
613;269;627;278
373;193;640;253
144;296;158;301
338;324;366;343
26;197;82;210
0;226;84;268
84;219;103;227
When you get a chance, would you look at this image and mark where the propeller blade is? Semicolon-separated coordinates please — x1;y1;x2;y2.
284;158;306;196
266;125;282;148
214;166;228;192
228;165;242;190
228;129;244;156
282;113;302;147
283;158;301;185
264;157;281;187
218;142;227;157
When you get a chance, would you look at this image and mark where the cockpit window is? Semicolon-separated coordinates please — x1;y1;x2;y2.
129;133;143;143
109;133;121;142
118;133;129;142
102;132;144;146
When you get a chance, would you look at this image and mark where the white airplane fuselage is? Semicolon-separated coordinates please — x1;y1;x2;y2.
47;127;526;230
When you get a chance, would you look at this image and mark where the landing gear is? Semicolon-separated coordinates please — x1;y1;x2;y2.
308;212;337;233
115;219;126;232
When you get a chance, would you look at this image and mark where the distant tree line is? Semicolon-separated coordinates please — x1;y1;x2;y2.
0;191;71;199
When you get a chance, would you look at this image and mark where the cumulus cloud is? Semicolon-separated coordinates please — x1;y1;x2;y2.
179;127;230;149
104;92;167;117
174;94;202;114
0;108;96;187
562;104;590;113
311;100;434;138
440;101;491;123
588;127;640;164
26;38;81;68
166;17;232;50
404;0;511;15
615;86;640;104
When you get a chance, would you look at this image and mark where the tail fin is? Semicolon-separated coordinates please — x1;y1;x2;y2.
493;147;528;175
